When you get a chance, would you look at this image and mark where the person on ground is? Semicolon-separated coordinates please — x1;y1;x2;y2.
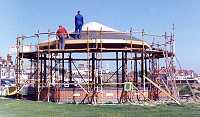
75;10;84;39
56;25;69;49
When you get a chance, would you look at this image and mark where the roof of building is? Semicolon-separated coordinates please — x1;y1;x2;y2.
82;22;120;32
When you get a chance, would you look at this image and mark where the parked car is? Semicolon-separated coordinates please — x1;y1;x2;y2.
1;79;15;87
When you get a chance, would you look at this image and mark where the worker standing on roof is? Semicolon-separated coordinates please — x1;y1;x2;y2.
75;11;84;39
56;25;69;49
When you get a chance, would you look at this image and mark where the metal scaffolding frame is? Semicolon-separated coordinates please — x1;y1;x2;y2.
15;26;180;104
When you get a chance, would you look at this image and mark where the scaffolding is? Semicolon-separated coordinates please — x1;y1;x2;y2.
15;26;180;104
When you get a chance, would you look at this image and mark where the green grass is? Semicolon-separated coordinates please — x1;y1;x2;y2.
0;98;200;117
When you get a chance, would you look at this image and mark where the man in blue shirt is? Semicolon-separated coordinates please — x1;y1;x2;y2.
75;11;84;39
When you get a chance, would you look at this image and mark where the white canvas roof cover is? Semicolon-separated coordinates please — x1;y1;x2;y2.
82;22;120;32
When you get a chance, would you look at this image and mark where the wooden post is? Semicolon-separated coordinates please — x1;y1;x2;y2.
134;53;138;87
44;53;47;83
69;52;72;82
92;53;95;90
116;52;119;102
62;52;64;83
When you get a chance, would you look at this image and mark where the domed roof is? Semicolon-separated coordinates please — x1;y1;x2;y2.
82;22;120;32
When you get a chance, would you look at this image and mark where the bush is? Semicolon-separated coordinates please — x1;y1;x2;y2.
179;85;192;95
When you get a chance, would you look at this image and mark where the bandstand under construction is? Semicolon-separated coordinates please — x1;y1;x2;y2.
15;22;180;104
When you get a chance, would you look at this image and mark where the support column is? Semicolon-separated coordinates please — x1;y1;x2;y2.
91;53;95;90
134;53;138;87
125;52;128;81
116;52;119;101
145;54;148;77
141;53;144;88
62;52;65;83
121;51;127;103
50;53;53;83
69;52;72;82
40;53;43;84
54;54;57;83
44;53;47;84
122;52;125;87
30;59;33;79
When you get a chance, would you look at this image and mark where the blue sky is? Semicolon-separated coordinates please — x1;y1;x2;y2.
0;0;200;73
